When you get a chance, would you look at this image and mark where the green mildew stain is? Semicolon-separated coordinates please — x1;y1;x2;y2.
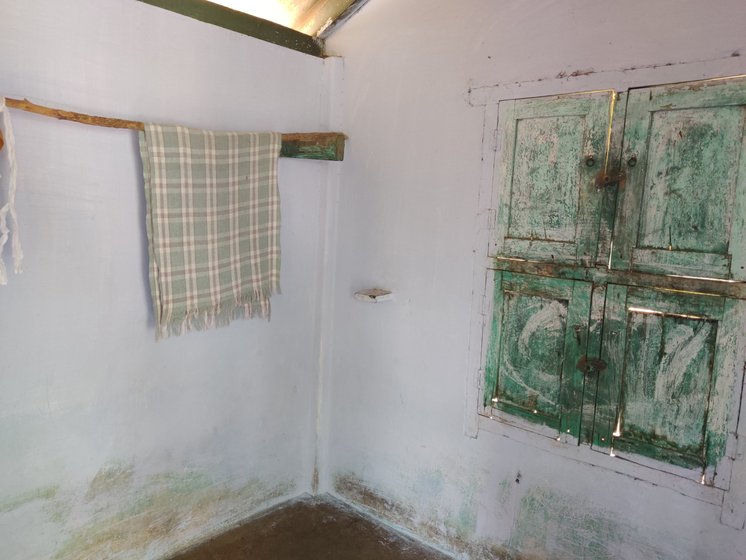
509;486;646;560
55;469;295;560
497;478;513;506
85;463;135;501
409;469;479;542
445;477;479;541
0;485;59;513
45;496;74;525
335;473;494;558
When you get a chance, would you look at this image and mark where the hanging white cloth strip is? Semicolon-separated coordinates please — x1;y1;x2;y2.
0;97;22;284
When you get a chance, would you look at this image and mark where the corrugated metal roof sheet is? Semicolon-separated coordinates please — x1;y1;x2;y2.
206;0;364;37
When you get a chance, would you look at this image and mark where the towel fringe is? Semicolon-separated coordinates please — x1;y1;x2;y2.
156;283;278;340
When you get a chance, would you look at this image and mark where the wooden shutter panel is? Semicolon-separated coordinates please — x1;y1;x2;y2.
493;92;615;266
594;286;742;484
485;273;591;438
612;77;746;280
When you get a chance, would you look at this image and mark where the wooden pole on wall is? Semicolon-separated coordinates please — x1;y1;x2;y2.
2;98;345;161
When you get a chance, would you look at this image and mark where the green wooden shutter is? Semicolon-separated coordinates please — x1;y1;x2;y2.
493;92;614;266
485;273;591;438
612;77;746;280
486;79;746;477
594;286;738;474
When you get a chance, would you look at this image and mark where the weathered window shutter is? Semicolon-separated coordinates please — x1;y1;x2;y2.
594;287;736;473
486;77;746;483
612;78;746;280
493;92;615;266
485;273;591;438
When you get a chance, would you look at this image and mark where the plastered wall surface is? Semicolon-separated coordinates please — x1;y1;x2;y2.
4;1;746;559
324;1;746;558
0;1;332;558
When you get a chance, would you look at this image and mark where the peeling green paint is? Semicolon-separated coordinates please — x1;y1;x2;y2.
612;78;746;280
640;109;739;254
486;273;590;438
618;310;717;466
499;292;567;414
488;77;746;474
509;115;583;242
494;92;613;266
596;286;736;472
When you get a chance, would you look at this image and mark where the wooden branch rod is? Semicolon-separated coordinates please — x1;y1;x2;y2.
1;98;345;161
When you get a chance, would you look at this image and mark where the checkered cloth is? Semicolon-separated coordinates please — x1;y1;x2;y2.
139;125;281;339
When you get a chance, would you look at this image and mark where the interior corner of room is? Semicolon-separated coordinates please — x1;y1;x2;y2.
2;1;746;560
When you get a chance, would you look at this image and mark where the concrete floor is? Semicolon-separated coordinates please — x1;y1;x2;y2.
168;494;453;560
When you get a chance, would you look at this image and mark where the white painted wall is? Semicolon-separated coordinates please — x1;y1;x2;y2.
5;1;746;558
325;1;746;558
0;1;333;558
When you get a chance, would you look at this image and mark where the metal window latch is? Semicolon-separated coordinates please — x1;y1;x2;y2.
595;169;625;191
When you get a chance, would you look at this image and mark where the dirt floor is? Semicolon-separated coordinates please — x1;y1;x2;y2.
168;494;453;560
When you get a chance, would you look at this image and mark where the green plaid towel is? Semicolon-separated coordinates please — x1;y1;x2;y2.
139;125;282;339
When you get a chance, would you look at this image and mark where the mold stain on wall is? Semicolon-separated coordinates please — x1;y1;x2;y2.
0;485;60;514
1;463;295;560
334;472;510;560
334;472;681;560
509;485;648;560
410;468;479;543
84;462;135;502
57;468;294;560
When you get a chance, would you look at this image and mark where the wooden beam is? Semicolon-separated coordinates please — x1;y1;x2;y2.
6;98;142;130
491;257;746;299
3;98;345;161
137;0;324;58
280;132;345;161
